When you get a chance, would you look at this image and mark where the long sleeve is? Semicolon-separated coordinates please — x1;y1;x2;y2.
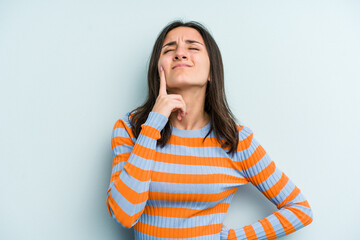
106;111;168;228
221;125;313;240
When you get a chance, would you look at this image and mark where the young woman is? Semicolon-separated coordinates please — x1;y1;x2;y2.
106;20;313;240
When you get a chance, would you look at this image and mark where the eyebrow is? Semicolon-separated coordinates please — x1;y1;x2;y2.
162;40;204;48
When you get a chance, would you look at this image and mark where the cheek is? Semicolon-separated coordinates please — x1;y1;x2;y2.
158;57;171;70
197;55;210;71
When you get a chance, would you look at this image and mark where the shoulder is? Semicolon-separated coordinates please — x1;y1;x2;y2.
112;111;135;138
113;111;134;127
236;124;254;140
235;124;256;153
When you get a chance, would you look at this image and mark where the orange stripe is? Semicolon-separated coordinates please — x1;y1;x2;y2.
140;124;161;140
107;192;143;228
262;172;289;199
273;211;296;235
151;171;248;184
112;117;162;142
237;125;244;131
143;202;230;218
295;200;311;208
227;228;237;239
110;171;239;202
106;195;112;216
113;177;148;204
165;125;248;150
168;134;225;147
111;136;133;149
113;119;135;138
132;144;156;160
110;170;120;183
123;162;151;182
258;218;277;239
277;186;301;209
247;161;276;185
243;225;257;239
111;152;131;168
237;127;252;152
113;119;124;130
134;222;222;238
155;151;242;169
283;206;313;226
241;144;267;171
113;148;245;170
149;188;237;202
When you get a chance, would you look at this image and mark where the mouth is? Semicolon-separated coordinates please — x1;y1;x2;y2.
173;64;191;69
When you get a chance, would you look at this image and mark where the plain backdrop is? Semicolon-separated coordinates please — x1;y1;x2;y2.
1;0;359;239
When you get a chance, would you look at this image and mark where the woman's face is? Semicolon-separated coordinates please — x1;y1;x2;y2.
158;27;210;91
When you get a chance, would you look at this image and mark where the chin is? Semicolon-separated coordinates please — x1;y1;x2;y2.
169;77;191;85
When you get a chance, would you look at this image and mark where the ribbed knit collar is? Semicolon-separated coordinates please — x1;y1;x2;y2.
170;120;212;138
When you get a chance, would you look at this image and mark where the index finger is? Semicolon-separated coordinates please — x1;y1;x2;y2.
158;66;167;96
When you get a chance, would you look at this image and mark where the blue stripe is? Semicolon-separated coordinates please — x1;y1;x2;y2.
270;181;296;205
120;168;151;193
147;194;234;209
255;168;283;191
234;228;246;239
135;230;220;240
252;221;266;239
139;213;225;228
149;160;246;177
267;214;286;238
112;127;131;139
159;144;234;157
279;208;304;230
149;182;242;194
110;180;148;217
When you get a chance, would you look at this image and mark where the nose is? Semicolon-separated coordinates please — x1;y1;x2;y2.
174;45;188;61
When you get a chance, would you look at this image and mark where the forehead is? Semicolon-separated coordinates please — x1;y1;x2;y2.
163;27;204;44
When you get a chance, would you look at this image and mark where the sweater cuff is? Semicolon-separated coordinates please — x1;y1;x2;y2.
144;111;168;131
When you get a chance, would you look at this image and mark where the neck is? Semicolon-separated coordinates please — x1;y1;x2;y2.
168;87;210;130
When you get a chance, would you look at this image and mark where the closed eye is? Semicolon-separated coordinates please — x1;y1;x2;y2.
163;48;199;54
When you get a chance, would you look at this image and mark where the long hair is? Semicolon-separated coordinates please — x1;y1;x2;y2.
128;20;240;155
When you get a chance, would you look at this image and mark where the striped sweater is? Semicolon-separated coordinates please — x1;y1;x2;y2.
106;111;313;239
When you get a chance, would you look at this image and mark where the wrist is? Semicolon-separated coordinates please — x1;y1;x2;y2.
220;223;230;239
144;111;168;131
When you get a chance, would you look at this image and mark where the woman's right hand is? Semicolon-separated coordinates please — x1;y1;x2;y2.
151;66;187;121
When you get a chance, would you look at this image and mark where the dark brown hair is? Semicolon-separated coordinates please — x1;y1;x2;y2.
128;20;241;155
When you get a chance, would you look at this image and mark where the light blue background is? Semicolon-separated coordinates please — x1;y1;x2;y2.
1;0;359;239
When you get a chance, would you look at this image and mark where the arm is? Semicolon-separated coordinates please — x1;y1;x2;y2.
106;111;168;228
222;125;313;240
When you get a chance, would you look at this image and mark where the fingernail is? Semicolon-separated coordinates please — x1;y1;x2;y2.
186;111;188;115
160;66;163;71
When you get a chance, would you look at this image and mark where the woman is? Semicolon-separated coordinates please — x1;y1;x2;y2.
106;20;313;239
